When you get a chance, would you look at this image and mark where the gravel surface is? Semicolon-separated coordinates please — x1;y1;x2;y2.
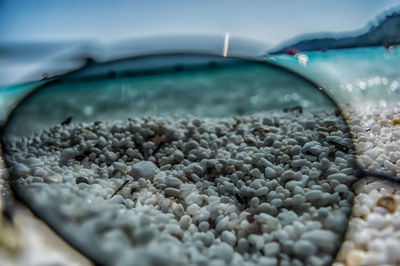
0;149;91;266
4;109;356;266
333;102;400;266
2;102;400;266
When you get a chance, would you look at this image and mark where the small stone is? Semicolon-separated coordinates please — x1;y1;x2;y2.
237;238;249;253
301;229;337;252
179;215;192;230
265;167;276;178
281;170;297;182
376;195;397;213
154;171;167;184
173;149;184;161
166;176;183;188
334;184;349;193
258;257;278;266
256;213;279;230
292;194;305;205
26;157;43;168
216;216;229;233
33;168;47;177
264;242;280;256
31;176;43;183
97;136;107;147
305;190;323;202
220;231;236;246
249;168;262;178
367;213;384;228
131;161;157;179
199;221;209;232
256;202;277;216
14;163;30;177
327;173;352;183
345;249;366;266
164;187;180;197
113;162;128;173
277;211;297;226
248;234;264;250
76;176;89;184
105;151;117;161
46;174;63;183
291;159;308;168
60;148;76;163
271;198;282;208
256;187;269;196
209;242;233;262
293;239;317;257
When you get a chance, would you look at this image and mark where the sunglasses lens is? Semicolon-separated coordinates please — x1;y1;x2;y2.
3;54;357;265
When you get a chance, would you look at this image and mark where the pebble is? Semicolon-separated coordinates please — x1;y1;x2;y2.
237;238;249;253
14;163;30;176
199;221;209;232
265;167;276;178
264;242;280;256
327;173;352;183
293;239;317;257
248;234;264;250
305;190;323;202
105;150;117;161
220;231;236;246
131;161;157;179
345;249;366;266
113;162;128;173
179;215;192;230
376;196;397;213
209;242;233;262
164;187;180;197
60;148;76;163
76;176;89;184
301;229;337;252
45;174;63;183
166;176;182;188
367;213;385;229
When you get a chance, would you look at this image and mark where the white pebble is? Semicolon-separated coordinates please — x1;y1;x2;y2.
166;176;182;188
293;239;317;257
220;231;236;246
367;213;385;229
14;163;30;176
264;242;280;256
301;229;337;252
131;161;157;179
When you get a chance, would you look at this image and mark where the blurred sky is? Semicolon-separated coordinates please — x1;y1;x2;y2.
1;0;400;47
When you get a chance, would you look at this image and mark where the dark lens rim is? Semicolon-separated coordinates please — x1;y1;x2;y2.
0;51;372;265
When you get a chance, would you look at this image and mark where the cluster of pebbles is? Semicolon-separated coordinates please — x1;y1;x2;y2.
348;102;400;179
333;102;400;266
4;109;358;266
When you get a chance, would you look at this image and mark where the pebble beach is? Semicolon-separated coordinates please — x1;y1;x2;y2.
5;109;357;266
1;47;400;265
4;97;400;266
333;102;400;266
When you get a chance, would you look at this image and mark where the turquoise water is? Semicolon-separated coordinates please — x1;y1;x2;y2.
270;46;400;104
4;63;336;136
1;46;399;124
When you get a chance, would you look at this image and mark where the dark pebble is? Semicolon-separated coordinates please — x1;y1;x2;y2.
76;176;89;184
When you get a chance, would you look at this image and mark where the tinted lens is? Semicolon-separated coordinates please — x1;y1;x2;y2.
3;54;357;266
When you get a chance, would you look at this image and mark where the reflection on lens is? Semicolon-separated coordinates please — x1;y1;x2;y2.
3;54;356;266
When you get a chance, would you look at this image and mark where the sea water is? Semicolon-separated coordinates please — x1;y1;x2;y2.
270;46;400;104
1;46;400;124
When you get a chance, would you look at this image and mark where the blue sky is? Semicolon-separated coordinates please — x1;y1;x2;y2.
0;0;399;46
